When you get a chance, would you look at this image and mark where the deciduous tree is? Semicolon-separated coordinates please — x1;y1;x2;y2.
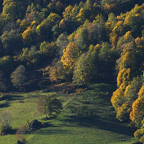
37;95;62;118
10;65;27;90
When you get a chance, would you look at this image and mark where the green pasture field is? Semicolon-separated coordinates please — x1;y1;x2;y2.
0;83;138;144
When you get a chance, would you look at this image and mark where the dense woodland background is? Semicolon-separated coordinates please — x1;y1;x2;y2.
1;0;144;143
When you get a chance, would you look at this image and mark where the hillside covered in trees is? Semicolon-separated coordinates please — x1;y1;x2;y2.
1;0;144;143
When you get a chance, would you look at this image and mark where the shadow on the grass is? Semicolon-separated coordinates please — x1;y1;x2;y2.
4;128;17;135
0;102;9;108
34;128;71;135
30;122;71;135
34;115;134;137
61;116;134;137
1;95;23;101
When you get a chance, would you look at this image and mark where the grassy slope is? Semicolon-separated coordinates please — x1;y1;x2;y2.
0;83;137;144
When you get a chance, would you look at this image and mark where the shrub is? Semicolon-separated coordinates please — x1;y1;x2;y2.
15;125;26;144
0;110;12;135
26;119;42;131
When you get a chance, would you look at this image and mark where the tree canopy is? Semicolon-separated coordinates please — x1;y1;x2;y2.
0;0;144;142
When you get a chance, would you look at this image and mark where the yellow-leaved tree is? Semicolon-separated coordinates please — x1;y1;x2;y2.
130;96;144;128
111;87;125;111
111;68;131;111
117;68;131;87
61;42;81;69
116;77;142;121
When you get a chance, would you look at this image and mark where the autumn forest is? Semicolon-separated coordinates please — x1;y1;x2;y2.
1;0;144;143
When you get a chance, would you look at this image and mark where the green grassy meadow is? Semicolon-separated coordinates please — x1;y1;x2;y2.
0;83;138;144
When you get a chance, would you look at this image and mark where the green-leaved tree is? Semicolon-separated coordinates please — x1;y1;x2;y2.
38;95;62;118
10;65;27;90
